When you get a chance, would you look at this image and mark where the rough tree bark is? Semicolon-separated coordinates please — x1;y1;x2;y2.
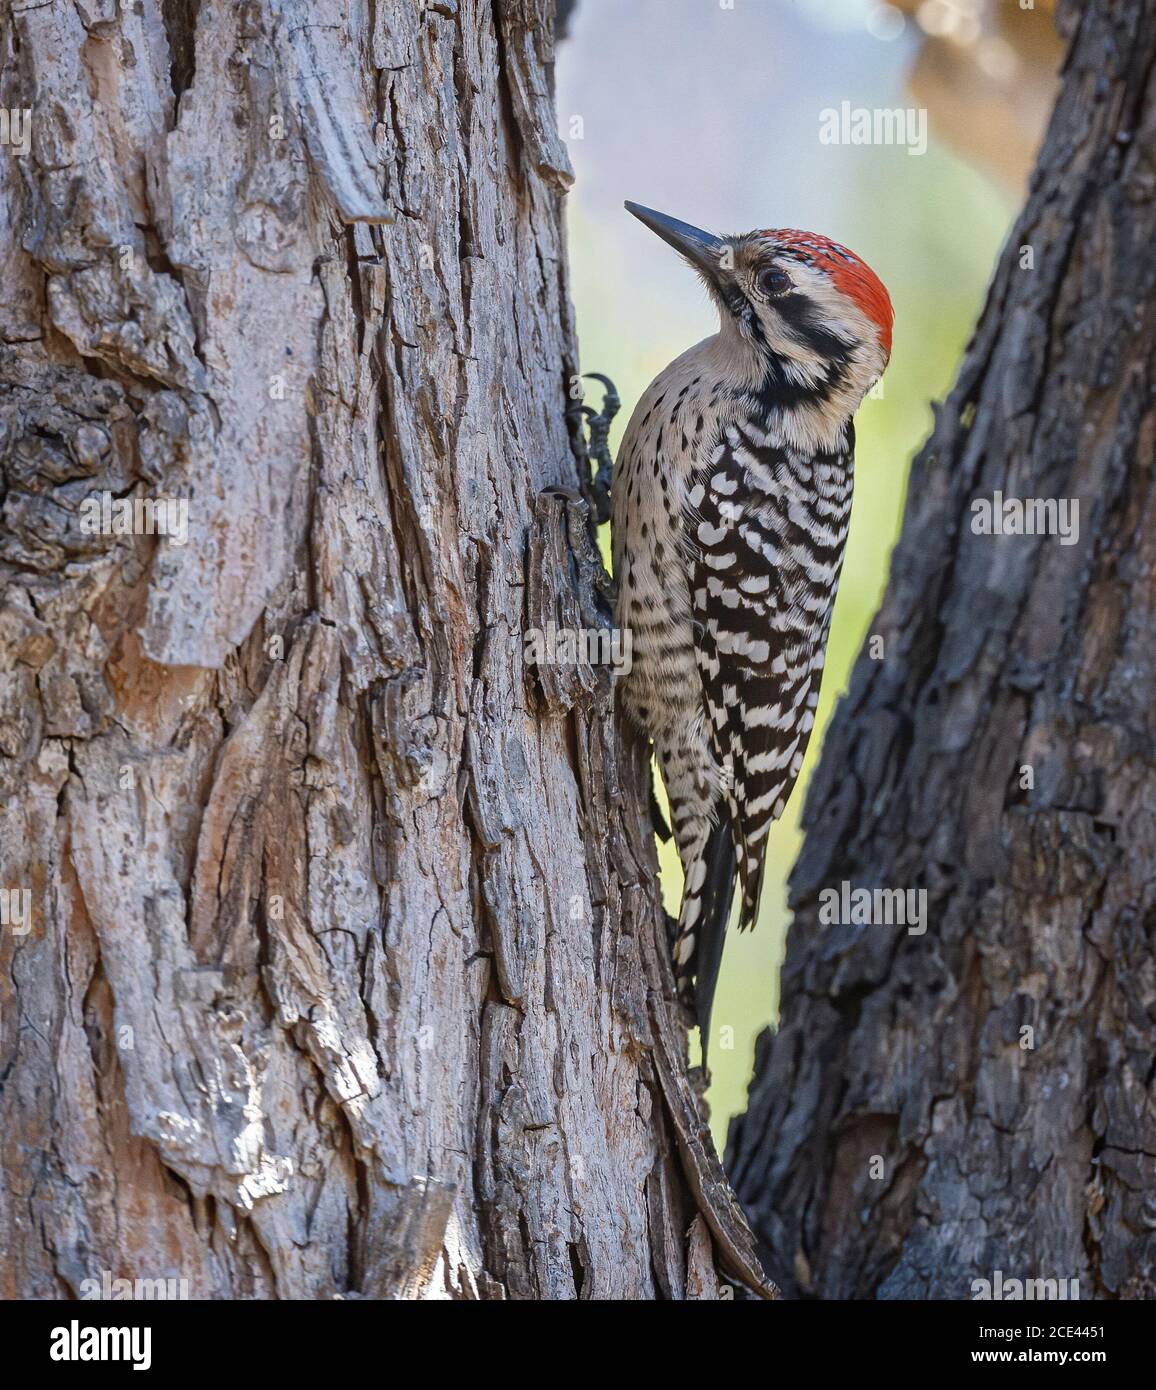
730;0;1156;1300
0;0;771;1300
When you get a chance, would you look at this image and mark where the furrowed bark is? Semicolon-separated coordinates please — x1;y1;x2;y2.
0;0;771;1300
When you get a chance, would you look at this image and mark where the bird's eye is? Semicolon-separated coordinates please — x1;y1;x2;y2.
757;265;792;297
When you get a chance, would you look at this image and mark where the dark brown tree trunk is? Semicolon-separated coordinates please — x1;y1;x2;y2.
0;0;770;1301
729;0;1156;1300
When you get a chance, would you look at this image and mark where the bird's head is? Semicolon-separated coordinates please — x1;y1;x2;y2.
626;201;892;417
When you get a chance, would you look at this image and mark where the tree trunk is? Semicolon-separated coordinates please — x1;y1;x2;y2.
0;0;770;1301
729;0;1156;1300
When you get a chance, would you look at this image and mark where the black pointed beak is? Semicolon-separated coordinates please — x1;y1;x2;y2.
625;202;725;278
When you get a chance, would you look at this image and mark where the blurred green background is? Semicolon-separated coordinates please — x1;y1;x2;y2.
556;0;1058;1146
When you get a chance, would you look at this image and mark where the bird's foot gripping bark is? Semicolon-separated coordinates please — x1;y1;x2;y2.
577;372;619;526
537;373;621;685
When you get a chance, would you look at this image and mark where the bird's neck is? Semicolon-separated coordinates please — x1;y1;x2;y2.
701;318;867;456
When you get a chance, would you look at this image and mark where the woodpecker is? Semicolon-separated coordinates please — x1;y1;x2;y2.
611;202;893;1055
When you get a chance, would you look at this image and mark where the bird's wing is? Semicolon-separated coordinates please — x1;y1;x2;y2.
686;423;834;931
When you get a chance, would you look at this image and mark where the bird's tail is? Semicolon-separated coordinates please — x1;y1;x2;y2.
674;816;738;1065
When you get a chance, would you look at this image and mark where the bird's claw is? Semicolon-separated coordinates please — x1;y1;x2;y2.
580;372;619;526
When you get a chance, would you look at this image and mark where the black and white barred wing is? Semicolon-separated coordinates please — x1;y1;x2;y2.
686;426;835;930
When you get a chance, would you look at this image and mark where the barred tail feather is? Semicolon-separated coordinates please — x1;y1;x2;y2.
675;817;738;1063
736;832;770;933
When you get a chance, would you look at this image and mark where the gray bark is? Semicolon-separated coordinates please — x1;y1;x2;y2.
729;0;1156;1300
0;0;771;1300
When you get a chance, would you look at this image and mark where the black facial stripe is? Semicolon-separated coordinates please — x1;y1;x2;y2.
720;267;854;414
747;356;849;415
722;283;771;354
774;294;853;362
726;271;851;364
723;283;751;317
